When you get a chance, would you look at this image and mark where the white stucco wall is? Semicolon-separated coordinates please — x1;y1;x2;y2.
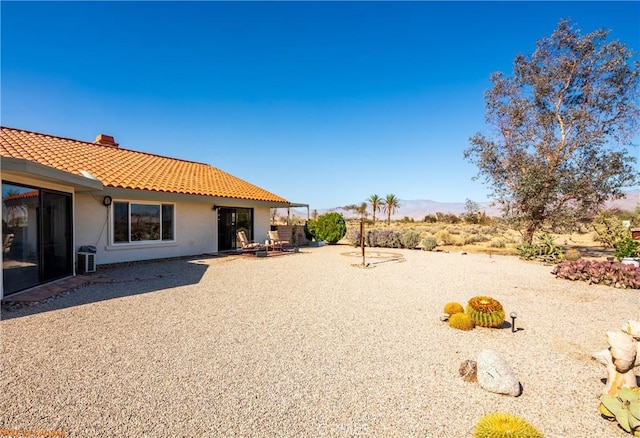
253;206;271;244
74;193;219;265
75;192;274;265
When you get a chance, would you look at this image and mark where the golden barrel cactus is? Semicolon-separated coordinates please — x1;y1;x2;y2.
473;412;543;438
443;301;464;315
466;296;505;328
449;313;475;331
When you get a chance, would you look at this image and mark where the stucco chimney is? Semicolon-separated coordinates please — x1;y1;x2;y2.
94;134;119;148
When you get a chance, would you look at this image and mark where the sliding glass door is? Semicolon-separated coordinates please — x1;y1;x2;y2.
2;182;73;295
42;190;72;282
217;207;253;251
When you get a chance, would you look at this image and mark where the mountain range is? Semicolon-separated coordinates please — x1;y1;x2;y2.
290;189;639;220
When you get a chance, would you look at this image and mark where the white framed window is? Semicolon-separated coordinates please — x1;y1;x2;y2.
112;201;175;244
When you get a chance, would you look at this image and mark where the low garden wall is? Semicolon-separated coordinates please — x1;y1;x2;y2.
272;224;310;246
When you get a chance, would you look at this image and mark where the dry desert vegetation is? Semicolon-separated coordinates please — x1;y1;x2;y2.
340;220;615;259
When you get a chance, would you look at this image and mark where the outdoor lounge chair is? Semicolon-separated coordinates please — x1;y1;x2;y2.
3;233;14;254
237;231;264;253
268;230;291;251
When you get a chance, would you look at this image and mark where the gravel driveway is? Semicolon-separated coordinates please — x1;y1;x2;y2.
1;245;637;437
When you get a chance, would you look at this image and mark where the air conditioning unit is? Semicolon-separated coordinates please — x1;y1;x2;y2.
78;252;96;274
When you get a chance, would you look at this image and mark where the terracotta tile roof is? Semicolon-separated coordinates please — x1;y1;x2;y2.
4;190;39;201
0;127;289;204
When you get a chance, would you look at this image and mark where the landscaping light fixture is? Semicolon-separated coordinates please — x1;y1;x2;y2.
510;312;518;333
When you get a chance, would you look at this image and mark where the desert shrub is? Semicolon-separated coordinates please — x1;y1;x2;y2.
436;212;460;224
423;214;438;223
447;226;462;235
464;233;490;245
365;230;379;247
451;235;465;246
517;233;564;263
552;260;640;289
591;212;630;249
401;230;421;249
435;230;454;246
489;237;506;248
313;212;347;244
421;236;438;251
345;228;362;247
423;226;440;234
366;229;403;248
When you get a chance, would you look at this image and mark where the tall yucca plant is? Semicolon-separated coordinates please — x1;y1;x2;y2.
382;194;400;225
367;194;382;223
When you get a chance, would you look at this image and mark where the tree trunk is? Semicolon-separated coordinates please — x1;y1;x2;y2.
523;222;539;245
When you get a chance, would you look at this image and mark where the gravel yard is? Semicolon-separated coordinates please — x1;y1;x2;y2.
1;245;637;437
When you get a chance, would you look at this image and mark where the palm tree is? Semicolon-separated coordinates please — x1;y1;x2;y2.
367;194;382;223
382;194;400;225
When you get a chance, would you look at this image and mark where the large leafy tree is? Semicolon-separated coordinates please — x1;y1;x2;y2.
367;194;383;222
382;194;400;225
312;212;347;244
465;20;639;243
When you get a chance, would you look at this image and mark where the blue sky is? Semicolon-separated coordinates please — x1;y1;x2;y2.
2;1;639;210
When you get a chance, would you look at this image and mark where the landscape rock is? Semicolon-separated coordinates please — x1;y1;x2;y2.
459;360;477;382
476;349;522;396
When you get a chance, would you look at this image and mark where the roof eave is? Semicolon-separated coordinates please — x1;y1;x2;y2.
1;157;104;192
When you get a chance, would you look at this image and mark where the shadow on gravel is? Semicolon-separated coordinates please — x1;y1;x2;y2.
0;255;227;321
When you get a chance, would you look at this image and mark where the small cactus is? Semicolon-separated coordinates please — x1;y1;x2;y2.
443;302;464;315
565;248;581;261
473;412;543;438
466;296;505;328
449;313;475;331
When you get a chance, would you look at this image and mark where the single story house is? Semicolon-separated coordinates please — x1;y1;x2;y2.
1;126;294;298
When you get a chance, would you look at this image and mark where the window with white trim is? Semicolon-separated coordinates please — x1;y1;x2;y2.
113;201;175;243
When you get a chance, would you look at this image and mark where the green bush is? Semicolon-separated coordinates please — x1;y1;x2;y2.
614;236;640;260
313;212;347;244
591;212;630;249
401;231;421;249
304;220;316;240
421;236;438;251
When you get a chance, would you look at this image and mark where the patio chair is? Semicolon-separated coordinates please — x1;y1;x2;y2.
237;231;264;253
268;230;291;251
3;233;14;254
